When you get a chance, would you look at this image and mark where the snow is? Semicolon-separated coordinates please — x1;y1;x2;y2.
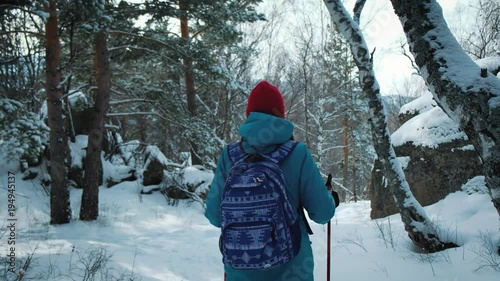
118;140;141;166
392;107;468;148
67;92;88;108
397;156;410;170
102;161;135;186
35;10;49;22
177;166;213;194
399;92;437;116
0;171;498;280
424;1;500;112
489;96;500;111
461;176;488;195
68;135;89;169
144;145;173;168
3;90;494;280
451;144;475;152
475;57;500;73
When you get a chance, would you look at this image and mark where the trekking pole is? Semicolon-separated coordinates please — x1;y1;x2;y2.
327;219;331;281
326;174;333;281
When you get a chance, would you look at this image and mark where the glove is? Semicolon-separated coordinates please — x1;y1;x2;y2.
332;190;340;207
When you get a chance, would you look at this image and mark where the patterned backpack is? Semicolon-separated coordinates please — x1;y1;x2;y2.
220;140;301;270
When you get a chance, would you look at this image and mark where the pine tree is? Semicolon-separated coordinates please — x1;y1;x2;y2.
80;0;112;221
107;0;265;165
44;0;72;225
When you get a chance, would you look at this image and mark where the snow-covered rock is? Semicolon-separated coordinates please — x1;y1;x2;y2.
371;101;482;219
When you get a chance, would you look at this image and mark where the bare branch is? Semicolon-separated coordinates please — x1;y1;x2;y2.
109;30;187;57
109;99;156;106
400;41;421;75
0;4;43;17
0;30;44;38
107;112;159;117
0;57;19;65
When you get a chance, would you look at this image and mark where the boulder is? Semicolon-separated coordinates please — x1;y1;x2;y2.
370;96;482;219
370;140;482;219
160;166;213;200
142;146;168;186
398;92;437;125
105;165;137;188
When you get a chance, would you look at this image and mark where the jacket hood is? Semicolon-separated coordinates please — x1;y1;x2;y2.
239;112;294;154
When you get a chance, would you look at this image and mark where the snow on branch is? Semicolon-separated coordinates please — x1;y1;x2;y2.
421;2;500;96
0;4;45;19
108;45;159;54
109;30;188;57
475;57;500;76
109;99;156;106
107;112;160;117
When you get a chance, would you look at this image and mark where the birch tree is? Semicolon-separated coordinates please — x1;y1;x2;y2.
322;0;456;252
389;0;500;253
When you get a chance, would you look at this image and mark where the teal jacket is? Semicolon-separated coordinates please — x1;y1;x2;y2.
205;112;336;281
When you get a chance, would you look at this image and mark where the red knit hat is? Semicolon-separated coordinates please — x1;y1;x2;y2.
246;81;286;118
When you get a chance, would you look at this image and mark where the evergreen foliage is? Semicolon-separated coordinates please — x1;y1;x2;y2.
0;99;49;167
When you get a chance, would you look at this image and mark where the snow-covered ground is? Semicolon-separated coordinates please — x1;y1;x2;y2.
0;171;499;280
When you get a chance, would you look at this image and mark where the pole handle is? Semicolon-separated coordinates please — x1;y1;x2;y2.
326;174;333;190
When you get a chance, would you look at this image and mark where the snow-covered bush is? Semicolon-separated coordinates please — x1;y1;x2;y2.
181;117;225;167
0;99;49;167
160;165;214;207
107;139;143;168
103;134;213;205
68;91;88;111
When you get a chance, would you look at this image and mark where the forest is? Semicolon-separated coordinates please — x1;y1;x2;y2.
0;0;499;278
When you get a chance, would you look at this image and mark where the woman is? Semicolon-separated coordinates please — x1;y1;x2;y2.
205;80;337;281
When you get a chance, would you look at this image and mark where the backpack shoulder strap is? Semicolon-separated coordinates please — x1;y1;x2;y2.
227;142;247;164
269;141;313;235
265;140;298;164
269;141;312;235
228;140;298;165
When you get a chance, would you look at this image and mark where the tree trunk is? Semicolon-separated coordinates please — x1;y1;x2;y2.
303;57;310;148
80;31;111;221
316;117;324;171
390;0;500;216
390;0;500;254
352;165;357;202
45;0;71;225
179;0;202;166
138;105;148;143
323;0;457;252
342;115;349;202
